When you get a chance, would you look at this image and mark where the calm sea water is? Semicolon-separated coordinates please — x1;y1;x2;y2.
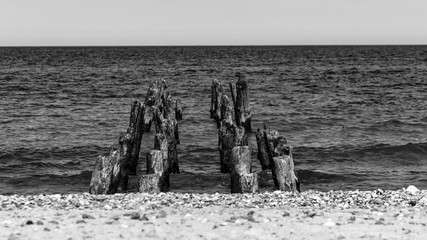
0;46;426;195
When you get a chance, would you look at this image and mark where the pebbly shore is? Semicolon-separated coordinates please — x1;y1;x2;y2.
1;188;427;211
1;188;427;240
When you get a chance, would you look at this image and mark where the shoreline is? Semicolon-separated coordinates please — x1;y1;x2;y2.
1;189;427;239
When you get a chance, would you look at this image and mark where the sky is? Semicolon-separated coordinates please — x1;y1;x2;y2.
1;0;426;46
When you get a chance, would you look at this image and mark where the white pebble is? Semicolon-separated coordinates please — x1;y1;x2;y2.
406;185;419;194
103;204;112;210
323;219;336;227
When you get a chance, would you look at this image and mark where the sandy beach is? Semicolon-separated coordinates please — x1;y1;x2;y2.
1;189;427;240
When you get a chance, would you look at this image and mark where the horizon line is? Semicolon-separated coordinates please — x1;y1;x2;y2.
1;43;427;48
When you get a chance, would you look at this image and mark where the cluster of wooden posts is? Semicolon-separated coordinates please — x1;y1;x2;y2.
89;79;182;194
211;73;300;193
89;74;299;195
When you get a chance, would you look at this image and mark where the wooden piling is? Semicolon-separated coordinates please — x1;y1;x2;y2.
138;174;163;193
229;146;258;193
255;124;279;170
231;173;259;193
89;145;122;194
125;100;144;175
154;133;168;171
233;73;251;131
144;79;168;132
265;132;299;193
272;154;298;193
154;108;180;174
219;121;247;173
230;146;252;174
117;133;132;191
89;133;130;194
146;150;164;174
139;150;169;193
210;79;223;127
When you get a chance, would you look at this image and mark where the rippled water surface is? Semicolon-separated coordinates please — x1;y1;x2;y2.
0;46;426;194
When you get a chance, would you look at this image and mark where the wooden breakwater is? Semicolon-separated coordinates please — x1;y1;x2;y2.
210;73;299;193
89;79;182;194
90;74;299;195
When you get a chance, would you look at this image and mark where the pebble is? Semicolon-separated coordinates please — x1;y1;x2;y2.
103;204;112;210
82;213;95;219
406;185;419;194
323;219;336;227
130;212;140;220
156;210;167;218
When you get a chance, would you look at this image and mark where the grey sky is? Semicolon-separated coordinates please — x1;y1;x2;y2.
1;0;426;46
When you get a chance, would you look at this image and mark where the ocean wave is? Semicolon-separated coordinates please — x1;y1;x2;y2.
0;145;104;163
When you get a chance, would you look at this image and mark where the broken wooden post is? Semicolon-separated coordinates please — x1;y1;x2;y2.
139;150;169;193
138;174;163;193
117;133;131;191
272;149;298;193
125;100;144;175
255;124;279;170
218;114;248;174
230;146;252;174
89;133;130;194
154;107;180;174
229;146;258;193
210;79;223;127
154;133;168;171
89;144;122;194
144;79;168;132
231;173;259;194
265;134;300;193
233;73;251;131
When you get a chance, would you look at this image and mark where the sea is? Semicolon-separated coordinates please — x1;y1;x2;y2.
0;46;426;195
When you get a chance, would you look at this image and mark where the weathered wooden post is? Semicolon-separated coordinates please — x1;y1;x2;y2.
255;124;280;170
89;145;122;194
232;73;252;131
218;97;248;173
118;133;132;191
153;107;180;174
139;150;169;193
89;133;131;194
229;146;258;193
272;147;298;193
144;79;168;132
125;100;145;175
210;79;223;127
265;134;300;193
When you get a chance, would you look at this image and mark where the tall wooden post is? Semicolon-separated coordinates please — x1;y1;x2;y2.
144;79;168;132
125;101;144;175
233;73;251;131
218;98;248;173
210;79;223;127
